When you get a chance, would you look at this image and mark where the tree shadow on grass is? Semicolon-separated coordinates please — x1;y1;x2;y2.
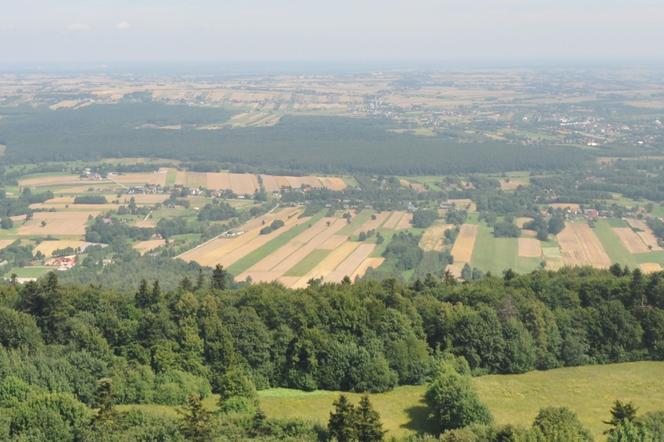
401;398;436;435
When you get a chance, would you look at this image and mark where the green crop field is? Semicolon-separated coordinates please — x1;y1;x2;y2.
284;249;331;277
470;222;540;274
593;219;638;267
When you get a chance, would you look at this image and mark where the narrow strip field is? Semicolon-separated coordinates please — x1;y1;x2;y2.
451;224;478;263
177;207;303;267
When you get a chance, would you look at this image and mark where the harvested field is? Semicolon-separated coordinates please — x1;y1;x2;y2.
451;224;478;263
521;230;537;238
108;172;167;186
626;219;662;251
382;211;406;229
260;175;281;193
30;203;120;211
518;238;542;258
178;207;302;267
448;199;476;212
0;240;16;251
612;227;651;254
446;263;465;279
515;217;533;228
204;173;231;191
133;239;166;255
326;243;376;283
241;218;337;274
396;212;413;230
400;179;427;192
640;263;663;273
18;211;98;236
267;219;346;275
185;172;207;188
354;212;390;234
419;222;451;252
350;257;385;279
499;179;522;190
34;240;88;257
317;177;346;191
229;173;260;195
319;235;348;250
292;242;360;288
19;175;85;187
135;218;156;228
557;223;612;268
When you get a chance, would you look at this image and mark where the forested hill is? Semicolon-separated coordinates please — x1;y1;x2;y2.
0;104;589;174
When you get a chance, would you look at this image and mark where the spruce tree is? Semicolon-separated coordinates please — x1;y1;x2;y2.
180;394;213;442
604;400;638;435
211;264;227;290
328;395;357;442
354;395;385;442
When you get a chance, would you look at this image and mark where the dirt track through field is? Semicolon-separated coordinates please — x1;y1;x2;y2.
558;223;612;268
451;224;478;264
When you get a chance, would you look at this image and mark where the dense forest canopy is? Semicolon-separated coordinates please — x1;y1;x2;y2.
0;103;590;175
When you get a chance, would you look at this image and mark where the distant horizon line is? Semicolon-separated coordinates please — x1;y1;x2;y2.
2;59;664;74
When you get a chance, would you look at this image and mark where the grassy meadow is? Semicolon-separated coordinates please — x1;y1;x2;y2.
117;361;664;440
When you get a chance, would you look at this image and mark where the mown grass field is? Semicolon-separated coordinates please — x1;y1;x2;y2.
470;222;541;275
118;362;664;440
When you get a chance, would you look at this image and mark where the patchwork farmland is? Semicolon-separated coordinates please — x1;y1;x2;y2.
179;208;411;287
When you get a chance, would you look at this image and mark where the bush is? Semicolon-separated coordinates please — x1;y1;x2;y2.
424;364;492;434
153;370;211;406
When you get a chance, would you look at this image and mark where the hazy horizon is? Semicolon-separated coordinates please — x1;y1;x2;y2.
3;0;664;66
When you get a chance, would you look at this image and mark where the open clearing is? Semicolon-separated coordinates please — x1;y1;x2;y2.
558;222;612;268
253;361;664;440
517;237;542;258
17;211;97;236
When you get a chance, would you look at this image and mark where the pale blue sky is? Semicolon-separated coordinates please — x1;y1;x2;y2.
2;0;664;64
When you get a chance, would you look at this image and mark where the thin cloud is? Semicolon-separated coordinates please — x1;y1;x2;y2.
116;21;131;30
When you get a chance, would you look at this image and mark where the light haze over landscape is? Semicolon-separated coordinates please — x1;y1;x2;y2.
2;0;664;64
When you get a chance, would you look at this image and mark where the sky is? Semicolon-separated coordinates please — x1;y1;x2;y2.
2;0;664;66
